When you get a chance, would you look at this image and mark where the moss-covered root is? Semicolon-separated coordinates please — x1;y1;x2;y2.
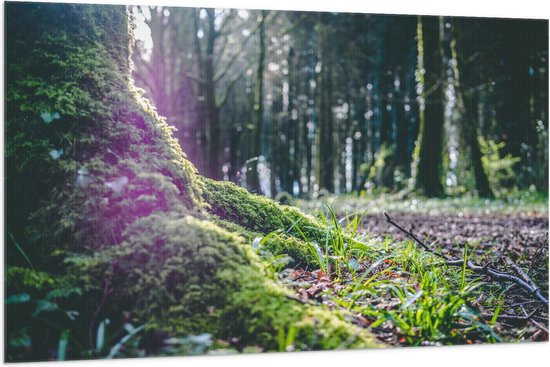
201;178;323;238
202;179;368;269
211;217;319;268
104;214;379;351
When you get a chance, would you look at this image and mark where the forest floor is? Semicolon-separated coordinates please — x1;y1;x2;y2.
277;192;548;347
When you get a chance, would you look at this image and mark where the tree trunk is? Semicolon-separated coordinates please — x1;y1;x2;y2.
192;8;207;174
5;3;378;360
451;21;494;198
204;9;223;180
414;16;445;197
464;92;494;197
316;18;335;192
247;10;266;193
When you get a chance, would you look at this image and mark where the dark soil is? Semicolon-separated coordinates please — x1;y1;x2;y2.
361;212;548;261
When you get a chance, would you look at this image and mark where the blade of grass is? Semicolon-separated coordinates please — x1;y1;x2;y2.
461;242;469;291
57;330;69;361
8;231;34;270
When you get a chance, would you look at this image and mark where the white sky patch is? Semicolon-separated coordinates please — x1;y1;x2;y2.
132;6;153;61
267;62;280;72
237;9;249;20
215;9;228;31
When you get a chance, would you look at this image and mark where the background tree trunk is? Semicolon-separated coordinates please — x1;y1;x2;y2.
414;16;445;197
316;17;335;192
451;22;494;198
247;10;267;193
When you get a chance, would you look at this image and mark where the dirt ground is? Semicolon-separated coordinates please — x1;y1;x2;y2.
361;212;548;262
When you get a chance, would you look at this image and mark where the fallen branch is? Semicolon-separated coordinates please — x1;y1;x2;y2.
384;212;548;307
285;294;312;305
503;256;540;290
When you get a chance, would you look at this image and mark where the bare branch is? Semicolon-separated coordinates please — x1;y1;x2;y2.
384;212;449;260
214;9;237;38
136;5;150;26
482;310;536;322
213;11;275;83
216;61;253;109
504;256;539;290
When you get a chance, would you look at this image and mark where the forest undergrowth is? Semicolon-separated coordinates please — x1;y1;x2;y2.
271;193;549;347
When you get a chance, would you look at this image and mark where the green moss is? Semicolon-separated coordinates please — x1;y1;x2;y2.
99;214;244;333
202;178;324;240
261;234;318;268
89;214;379;350
218;262;379;350
211;217;318;268
6;3;204;255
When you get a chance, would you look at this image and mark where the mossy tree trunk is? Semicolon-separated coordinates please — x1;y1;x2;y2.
450;21;494;198
6;3;379;360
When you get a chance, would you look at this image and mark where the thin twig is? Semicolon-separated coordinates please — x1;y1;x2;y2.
505;300;538;308
384;212;449;260
384;212;548;307
89;278;113;351
522;305;549;333
285;294;310;305
482;310;536;322
532;235;548;265
529;319;549;334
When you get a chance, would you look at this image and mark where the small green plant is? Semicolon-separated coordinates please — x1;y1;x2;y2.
252;231;294;274
369;247;494;344
322;234;502;346
294;225;330;275
293;203;368;280
478;137;520;197
277;325;297;352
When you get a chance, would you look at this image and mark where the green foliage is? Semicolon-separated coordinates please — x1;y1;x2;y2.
302;190;547;216
275;204;517;346
6;267;56;290
333;238;501;346
367;144;396;191
295;225;330;274
293;204;369;280
478;137;520;197
5;264;99;361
